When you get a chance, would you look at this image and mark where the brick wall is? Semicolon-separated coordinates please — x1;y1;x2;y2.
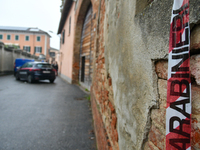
144;24;200;150
90;0;119;149
72;0;118;149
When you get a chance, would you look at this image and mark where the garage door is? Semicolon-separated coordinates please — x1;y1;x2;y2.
79;5;93;87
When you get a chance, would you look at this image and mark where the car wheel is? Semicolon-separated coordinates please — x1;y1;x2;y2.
28;75;33;83
49;79;55;83
15;73;20;80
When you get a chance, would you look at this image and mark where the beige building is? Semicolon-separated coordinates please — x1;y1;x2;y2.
0;26;51;57
57;1;75;84
48;47;59;63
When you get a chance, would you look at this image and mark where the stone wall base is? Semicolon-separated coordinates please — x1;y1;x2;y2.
60;73;72;84
91;91;112;150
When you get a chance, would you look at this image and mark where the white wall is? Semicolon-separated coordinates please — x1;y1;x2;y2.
0;42;39;74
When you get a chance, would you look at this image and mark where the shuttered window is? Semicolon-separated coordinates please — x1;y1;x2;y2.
15;35;19;40
7;35;11;40
25;36;29;41
37;36;41;41
23;46;31;52
34;47;42;53
69;17;71;35
62;30;65;44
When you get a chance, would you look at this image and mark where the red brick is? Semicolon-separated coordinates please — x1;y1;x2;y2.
108;78;112;86
114;129;118;142
191;55;200;85
191;24;200;50
109;102;115;113
91;93;111;150
155;60;168;80
111;114;117;129
149;125;165;150
192;118;200;149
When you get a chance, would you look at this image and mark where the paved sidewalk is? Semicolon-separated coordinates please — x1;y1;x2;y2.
0;75;96;150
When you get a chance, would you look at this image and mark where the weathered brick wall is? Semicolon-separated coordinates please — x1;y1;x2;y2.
90;0;119;149
145;24;200;150
73;0;118;149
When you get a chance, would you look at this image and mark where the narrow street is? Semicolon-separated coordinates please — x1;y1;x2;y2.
0;75;96;150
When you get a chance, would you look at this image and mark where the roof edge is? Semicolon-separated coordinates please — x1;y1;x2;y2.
57;0;73;34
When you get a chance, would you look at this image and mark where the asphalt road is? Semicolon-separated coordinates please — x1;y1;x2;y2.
0;75;96;150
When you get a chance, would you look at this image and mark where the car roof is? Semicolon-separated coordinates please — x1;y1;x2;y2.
30;62;50;64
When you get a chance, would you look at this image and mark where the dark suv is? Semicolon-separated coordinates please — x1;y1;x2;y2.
15;62;56;83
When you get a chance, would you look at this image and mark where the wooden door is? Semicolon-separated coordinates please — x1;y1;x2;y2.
79;5;93;87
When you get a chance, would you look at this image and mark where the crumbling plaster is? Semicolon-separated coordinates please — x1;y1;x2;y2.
104;0;200;149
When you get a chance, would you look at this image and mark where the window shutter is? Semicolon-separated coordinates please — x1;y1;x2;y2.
69;17;71;35
34;47;36;54
62;30;65;44
40;47;42;53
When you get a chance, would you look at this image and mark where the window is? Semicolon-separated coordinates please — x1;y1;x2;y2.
37;36;41;41
49;52;55;57
21;63;28;68
23;46;31;53
27;63;33;67
0;34;3;40
69;16;71;35
35;63;52;68
15;35;19;40
25;36;29;41
7;35;11;40
34;46;42;53
62;30;65;44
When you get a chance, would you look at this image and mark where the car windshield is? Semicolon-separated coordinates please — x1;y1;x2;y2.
35;63;52;68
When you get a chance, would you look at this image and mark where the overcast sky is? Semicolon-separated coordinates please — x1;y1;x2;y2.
0;0;61;49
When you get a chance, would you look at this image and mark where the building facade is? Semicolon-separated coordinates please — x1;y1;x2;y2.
0;26;51;57
58;1;75;84
58;0;200;149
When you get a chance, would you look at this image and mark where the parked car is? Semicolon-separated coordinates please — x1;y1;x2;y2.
14;58;34;76
15;62;56;83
